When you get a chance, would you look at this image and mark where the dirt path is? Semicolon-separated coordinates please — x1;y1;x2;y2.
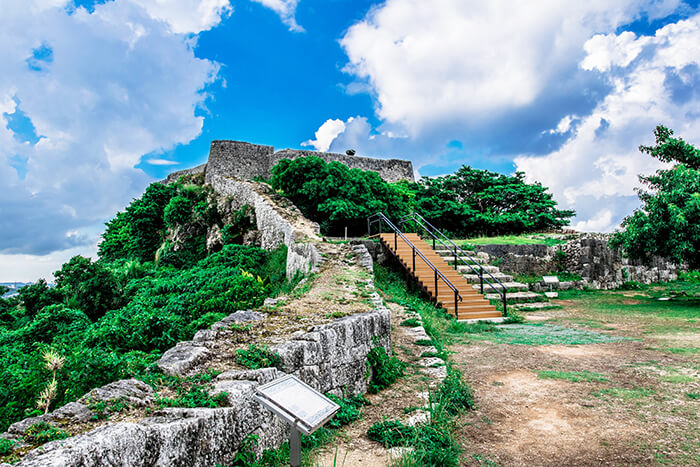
314;302;446;467
451;310;699;466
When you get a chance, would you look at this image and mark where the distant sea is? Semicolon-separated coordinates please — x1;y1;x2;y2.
1;282;32;299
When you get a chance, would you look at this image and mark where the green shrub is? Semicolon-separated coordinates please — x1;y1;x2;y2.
367;419;415;447
366;346;405;394
164;196;194;228
235;344;282;370
23;422;69;445
679;270;700;283
0;438;14;456
325;394;368;428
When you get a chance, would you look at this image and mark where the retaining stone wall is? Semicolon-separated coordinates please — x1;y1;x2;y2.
475;234;682;289
2;245;392;467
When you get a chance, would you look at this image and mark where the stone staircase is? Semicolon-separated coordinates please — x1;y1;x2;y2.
378;232;502;321
433;246;549;311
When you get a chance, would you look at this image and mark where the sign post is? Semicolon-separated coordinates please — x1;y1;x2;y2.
255;375;340;467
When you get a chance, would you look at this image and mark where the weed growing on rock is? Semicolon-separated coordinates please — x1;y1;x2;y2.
438;366;475;414
88;396;130;420
23;422;69;445
157;385;228;409
235;344;282;370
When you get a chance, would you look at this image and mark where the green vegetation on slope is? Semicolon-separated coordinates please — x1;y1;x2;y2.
0;177;289;432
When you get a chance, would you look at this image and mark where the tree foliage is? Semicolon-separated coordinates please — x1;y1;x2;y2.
610;126;700;268
269;157;572;237
54;256;123;321
413;166;574;237
270;156;413;236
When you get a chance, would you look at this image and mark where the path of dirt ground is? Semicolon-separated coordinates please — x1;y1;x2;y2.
452;303;699;466
314;302;446;466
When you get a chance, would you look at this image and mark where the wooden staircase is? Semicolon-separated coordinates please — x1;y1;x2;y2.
379;232;501;321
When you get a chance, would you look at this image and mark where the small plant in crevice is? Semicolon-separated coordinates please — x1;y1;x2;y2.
366;346;406;394
23;422;69;445
88;396;131;421
235;344;283;370
156;385;228;409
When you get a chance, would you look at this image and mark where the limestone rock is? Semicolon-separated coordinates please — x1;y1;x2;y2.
157;343;210;377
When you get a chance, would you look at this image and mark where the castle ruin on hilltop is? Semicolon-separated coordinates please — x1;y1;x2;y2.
163;140;415;184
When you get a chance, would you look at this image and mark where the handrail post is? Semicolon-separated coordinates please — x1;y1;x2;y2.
453;245;457;270
412;246;416;272
454;289;458;319
503;289;507;317
434;270;438;301
479;266;484;295
367;218;371;237
394;231;397;251
432;237;435;250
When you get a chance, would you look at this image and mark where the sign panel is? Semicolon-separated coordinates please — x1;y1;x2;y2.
255;375;340;435
543;275;559;285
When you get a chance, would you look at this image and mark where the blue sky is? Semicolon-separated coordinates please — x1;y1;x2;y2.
1;0;700;280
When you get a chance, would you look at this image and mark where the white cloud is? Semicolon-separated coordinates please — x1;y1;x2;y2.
0;0;222;279
515;14;700;231
250;0;303;32
302;118;346;151
340;0;682;134
146;158;180;165
130;0;232;34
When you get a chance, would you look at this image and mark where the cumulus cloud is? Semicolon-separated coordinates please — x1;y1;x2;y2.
340;0;682;135
130;0;232;34
250;0;303;32
302;118;346;151
0;0;222;278
516;15;700;232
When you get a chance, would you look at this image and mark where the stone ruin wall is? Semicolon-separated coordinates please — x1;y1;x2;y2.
208;175;322;279
474;234;683;290
164;140;415;185
2;245;393;467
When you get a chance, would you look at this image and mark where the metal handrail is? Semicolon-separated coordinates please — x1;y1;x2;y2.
398;212;508;316
367;212;463;317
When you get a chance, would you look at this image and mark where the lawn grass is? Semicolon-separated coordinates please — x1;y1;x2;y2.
451;323;633;346
454;234;566;247
555;282;700;350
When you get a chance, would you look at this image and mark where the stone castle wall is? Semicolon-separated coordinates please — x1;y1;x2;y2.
164;140;414;185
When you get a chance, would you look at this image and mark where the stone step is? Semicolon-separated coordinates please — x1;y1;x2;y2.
485;291;547;304
514;302;563;311
472;282;529;293
463;273;513;283
457;264;500;274
434;248;477;257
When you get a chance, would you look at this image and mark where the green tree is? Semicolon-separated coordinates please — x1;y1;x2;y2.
414;166;574;236
54;256;123;321
17;279;62;318
270;156;413;236
610;126;700;268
